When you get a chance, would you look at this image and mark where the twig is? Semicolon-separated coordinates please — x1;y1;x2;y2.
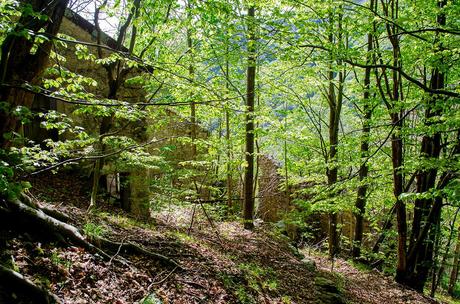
108;237;127;266
187;204;197;235
199;202;224;248
147;266;178;288
177;279;206;289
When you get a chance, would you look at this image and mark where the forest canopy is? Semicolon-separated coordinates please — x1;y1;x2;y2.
0;0;460;302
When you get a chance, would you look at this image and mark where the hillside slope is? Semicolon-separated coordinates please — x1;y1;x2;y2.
0;173;442;304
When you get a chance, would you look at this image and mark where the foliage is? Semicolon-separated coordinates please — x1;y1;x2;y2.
83;222;106;238
1;0;460;296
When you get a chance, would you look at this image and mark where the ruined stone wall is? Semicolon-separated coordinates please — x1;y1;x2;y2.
257;155;290;222
55;15;147;128
26;11;208;217
257;155;371;250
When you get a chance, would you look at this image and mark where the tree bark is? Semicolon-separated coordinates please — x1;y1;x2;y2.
375;0;408;285
187;0;197;159
120;172;131;212
398;0;446;290
352;0;375;258
89;0;141;211
243;5;256;230
0;264;62;304
326;9;344;259
449;226;460;295
225;60;234;212
0;0;69;148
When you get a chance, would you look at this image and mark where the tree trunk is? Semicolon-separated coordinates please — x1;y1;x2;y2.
449;226;460;295
352;0;374;258
243;5;256;230
372;204;396;254
187;0;197;159
393;123;408;284
326;9;344;259
120;172;131;212
223;44;234;213
0;0;69;148
430;206;457;297
226;107;233;211
375;0;408;285
398;0;446;290
89;0;141;211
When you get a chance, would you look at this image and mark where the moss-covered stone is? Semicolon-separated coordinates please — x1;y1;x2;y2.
314;275;347;304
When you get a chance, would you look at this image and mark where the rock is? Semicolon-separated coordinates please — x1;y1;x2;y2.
302;258;317;272
314;275;346;304
289;244;305;260
140;293;162;304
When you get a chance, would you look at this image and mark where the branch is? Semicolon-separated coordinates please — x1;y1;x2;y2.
343;59;460;98
295;42;460;98
26;137;175;177
0;83;243;107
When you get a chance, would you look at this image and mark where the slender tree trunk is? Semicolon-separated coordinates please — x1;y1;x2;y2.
352;0;374;258
327;9;344;259
243;5;256;230
89;0;141;211
284;100;290;203
449;226;460;295
187;4;197;159
376;0;408;285
399;0;446;290
119;172;131;212
224;48;233;212
226;107;233;211
433;208;460;296
89;70;120;208
393;121;408;284
372;204;396;254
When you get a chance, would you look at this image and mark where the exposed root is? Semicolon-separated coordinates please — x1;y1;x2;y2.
22;192;72;223
6;198;91;249
93;237;183;270
0;265;62;304
1;195;184;303
3;196;182;268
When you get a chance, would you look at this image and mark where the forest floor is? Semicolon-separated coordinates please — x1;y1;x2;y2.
1;172;452;303
304;250;441;304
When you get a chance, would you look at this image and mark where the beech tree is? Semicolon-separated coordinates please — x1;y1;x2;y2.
243;4;257;230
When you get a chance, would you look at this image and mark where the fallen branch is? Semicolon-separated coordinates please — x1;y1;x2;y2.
108;237;127;266
147;266;178;287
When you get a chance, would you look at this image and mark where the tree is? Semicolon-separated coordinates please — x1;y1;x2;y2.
88;0;142;211
325;6;345;259
243;4;256;230
0;0;70;148
352;0;376;259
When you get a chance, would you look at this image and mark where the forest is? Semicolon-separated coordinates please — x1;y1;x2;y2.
0;0;459;303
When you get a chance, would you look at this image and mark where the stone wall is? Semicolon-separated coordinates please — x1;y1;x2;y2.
257;155;290;222
257;155;371;250
25;10;207;218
